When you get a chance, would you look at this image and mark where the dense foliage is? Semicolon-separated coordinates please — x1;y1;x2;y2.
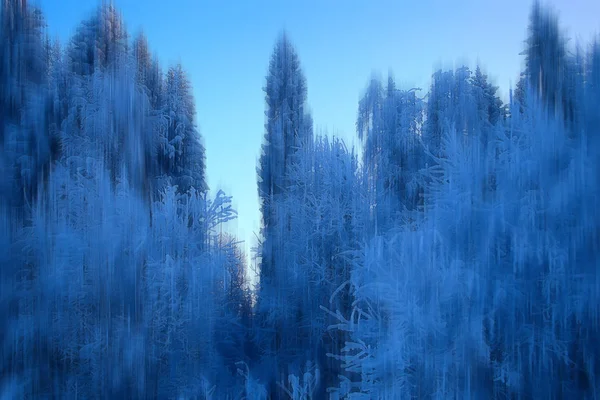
1;1;598;398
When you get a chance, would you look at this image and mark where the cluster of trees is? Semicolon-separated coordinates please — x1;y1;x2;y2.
254;3;600;399
1;0;598;398
1;1;252;398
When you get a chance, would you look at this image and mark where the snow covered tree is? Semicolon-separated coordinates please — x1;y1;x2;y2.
423;67;483;157
255;32;314;397
95;3;128;71
471;66;504;127
132;32;152;90
521;1;575;123
255;135;366;397
357;75;424;232
66;3;128;77
0;0;54;212
213;234;255;376
258;32;312;212
158;63;207;194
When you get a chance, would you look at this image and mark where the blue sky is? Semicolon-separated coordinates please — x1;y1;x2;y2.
36;0;599;269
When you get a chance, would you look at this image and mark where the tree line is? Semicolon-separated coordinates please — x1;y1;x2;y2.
1;0;599;398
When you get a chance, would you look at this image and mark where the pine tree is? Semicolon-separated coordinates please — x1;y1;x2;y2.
255;31;313;398
522;1;567;118
358;75;424;231
160;64;206;193
258;32;312;228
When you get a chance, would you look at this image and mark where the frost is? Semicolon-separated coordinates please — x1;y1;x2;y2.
1;0;598;398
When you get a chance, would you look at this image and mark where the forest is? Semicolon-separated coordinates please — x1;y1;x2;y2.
0;0;599;398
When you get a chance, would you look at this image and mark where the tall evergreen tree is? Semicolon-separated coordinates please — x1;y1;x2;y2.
160;64;207;193
357;75;424;232
522;1;569;119
258;32;312;228
255;31;313;398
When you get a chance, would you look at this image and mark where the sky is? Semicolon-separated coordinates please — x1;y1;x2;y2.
36;0;599;271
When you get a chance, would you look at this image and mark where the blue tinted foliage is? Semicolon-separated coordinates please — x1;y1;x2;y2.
0;0;598;398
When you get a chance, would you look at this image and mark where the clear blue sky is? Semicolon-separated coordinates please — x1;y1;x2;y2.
36;0;599;269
